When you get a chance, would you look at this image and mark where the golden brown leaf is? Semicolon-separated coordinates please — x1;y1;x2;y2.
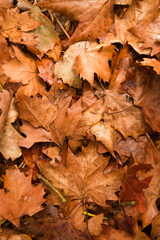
0;168;45;228
37;0;114;45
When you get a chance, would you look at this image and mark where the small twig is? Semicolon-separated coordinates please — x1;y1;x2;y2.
37;173;66;203
83;211;108;220
53;13;70;40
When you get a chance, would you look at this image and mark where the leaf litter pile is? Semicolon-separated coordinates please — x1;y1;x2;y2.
1;0;160;239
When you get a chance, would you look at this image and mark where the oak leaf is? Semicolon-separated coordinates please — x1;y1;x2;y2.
73;43;115;86
0;168;45;227
16;94;57;131
37;0;114;45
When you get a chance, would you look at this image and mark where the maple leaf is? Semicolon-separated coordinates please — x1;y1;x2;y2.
139;136;160;227
50;98;87;146
0;97;23;160
140;58;160;74
119;163;152;213
2;45;38;85
37;58;55;85
93;224;150;240
16;94;57;131
28;6;62;60
19;121;53;148
81;91;151;153
0;168;45;227
37;141;126;207
73;42;115;86
103;0;159;55
130;14;160;56
37;0;114;45
54;42;83;89
121;66;160;132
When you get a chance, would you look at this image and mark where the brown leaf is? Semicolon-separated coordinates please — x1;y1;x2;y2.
21;205;89;240
19;121;53;148
151;214;160;240
54;42;83;89
2;45;38;85
140;58;160;74
37;141;125;207
121;66;160;132
73;43;115;86
93;224;150;240
37;58;55;85
0;90;11;139
50;98;86;146
81;91;151;153
16;94;57;131
37;0;114;45
0;167;45;227
0;228;32;240
130;14;160;56
119;163;152;213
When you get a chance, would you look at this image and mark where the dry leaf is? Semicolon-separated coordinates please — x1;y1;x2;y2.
73;43;115;86
37;0;114;44
16;94;57;130
0;168;45;227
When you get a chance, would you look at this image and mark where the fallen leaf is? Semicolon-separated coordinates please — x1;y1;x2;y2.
151;214;160;240
54;42;83;88
139;58;160;74
130;14;160;56
16;94;57;130
19;121;53;148
50;98;86;146
0;167;45;227
93;224;150;240
2;45;38;85
37;0;114;44
81;91;151;153
37;58;55;85
37;141;125;209
88;213;103;236
73;43;115;85
21;204;89;240
28;6;61;60
0;228;32;240
121;66;160;132
119;163;152;213
0;90;11;139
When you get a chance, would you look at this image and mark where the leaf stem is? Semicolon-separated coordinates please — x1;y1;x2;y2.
53;13;70;40
83;211;108;220
37;174;66;203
